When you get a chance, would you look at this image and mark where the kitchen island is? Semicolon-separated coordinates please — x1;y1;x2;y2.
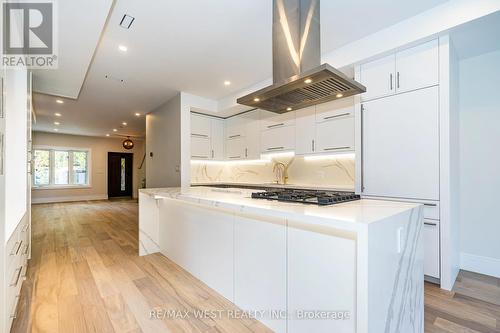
139;187;424;333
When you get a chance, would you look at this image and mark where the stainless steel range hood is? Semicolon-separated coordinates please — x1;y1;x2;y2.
237;0;366;114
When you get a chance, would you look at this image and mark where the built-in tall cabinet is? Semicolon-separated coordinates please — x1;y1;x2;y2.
355;37;459;288
0;68;32;332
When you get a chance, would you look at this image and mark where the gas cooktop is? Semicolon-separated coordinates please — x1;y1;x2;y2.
251;189;360;206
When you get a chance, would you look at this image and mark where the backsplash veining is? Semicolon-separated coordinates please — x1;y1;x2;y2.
190;155;355;189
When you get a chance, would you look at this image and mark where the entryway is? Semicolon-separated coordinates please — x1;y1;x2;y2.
108;152;133;198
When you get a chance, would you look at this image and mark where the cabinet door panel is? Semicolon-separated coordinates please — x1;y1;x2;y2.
191;114;211;138
316;116;354;153
396;39;439;93
234;216;286;333
288;225;356;333
362;86;439;200
423;219;440;278
295;106;316;155
261;126;295;153
243;110;261;159
210;118;224;160
226;116;246;139
191;136;211;160
225;137;246;160
260;109;295;130
359;54;395;101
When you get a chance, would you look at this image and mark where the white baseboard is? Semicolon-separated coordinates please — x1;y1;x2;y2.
460;252;500;278
32;194;108;204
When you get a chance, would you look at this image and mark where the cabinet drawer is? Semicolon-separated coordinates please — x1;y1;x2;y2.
260;110;295;130
315;97;354;123
261;126;295;153
424;219;440;279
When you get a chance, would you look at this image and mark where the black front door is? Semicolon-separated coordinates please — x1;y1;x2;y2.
108;152;133;198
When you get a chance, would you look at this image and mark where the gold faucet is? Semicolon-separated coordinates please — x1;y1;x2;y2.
273;162;289;185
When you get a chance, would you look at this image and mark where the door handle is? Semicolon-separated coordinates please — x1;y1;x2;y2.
389;73;393;90
360;104;365;192
397;72;400;89
191;133;208;138
228;155;241;159
267;123;285;129
228;134;241;139
323;147;351;151
424;222;437;226
266;147;284;151
323;113;350;121
191;155;208;159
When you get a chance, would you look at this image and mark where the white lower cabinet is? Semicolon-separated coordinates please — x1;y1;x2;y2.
160;201;234;300
234;215;287;333
423;219;440;279
287;224;356;333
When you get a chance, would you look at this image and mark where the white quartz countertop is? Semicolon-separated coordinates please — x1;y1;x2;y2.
140;187;420;230
190;182;355;191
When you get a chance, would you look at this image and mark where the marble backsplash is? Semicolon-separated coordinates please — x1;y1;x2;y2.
190;155;355;189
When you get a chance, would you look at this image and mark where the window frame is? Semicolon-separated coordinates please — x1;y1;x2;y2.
32;146;92;189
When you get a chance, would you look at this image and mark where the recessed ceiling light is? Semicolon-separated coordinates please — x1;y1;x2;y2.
286;107;292;111
56;99;64;104
113;129;118;132
336;93;343;98
253;98;260;102
54;121;60;125
106;134;110;137
54;112;61;117
122;122;127;126
134;112;141;117
53;128;58;132
304;78;312;84
118;45;128;52
224;80;231;86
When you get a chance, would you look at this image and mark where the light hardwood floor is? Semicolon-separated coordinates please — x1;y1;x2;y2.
11;200;500;333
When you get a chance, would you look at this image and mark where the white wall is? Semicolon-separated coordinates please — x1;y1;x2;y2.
32;132;145;203
145;94;182;188
459;49;500;277
3;68;28;239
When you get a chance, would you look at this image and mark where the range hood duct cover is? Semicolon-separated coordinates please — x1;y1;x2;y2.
237;0;366;113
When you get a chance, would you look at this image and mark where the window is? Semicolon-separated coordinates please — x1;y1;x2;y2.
33;147;90;187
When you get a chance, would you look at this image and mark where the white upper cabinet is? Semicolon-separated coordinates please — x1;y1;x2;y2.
361;86;440;200
225;137;246;160
314;98;355;153
243;110;261;159
190;113;224;160
295;106;316;155
315;116;354;153
395;39;439;94
261;125;296;153
190;113;211;138
359;39;439;102
210;118;224;160
359;54;396;101
225;115;246;140
260;109;295;130
191;136;211;160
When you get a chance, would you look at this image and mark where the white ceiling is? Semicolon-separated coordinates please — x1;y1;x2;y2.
33;0;450;137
